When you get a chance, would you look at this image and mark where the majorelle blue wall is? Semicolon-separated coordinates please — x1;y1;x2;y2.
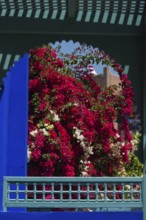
0;211;143;220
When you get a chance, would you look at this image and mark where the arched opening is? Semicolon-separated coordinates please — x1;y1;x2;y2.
27;41;143;178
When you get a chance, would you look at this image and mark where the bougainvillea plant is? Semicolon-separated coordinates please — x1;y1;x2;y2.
28;44;142;178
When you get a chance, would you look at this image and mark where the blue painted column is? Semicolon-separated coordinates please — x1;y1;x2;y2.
0;54;29;211
0;76;11;211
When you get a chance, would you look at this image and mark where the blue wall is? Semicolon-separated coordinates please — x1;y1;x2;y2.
0;54;28;211
0;211;143;220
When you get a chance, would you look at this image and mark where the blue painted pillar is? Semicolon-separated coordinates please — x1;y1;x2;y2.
0;54;29;211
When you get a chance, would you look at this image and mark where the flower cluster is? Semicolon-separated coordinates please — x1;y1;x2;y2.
28;45;141;177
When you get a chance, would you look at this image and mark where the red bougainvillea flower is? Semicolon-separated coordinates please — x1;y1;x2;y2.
28;45;135;177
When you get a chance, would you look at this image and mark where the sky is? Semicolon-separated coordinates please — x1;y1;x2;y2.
50;40;119;76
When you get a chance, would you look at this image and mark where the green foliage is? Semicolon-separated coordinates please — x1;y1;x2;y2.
125;132;143;176
125;153;143;176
